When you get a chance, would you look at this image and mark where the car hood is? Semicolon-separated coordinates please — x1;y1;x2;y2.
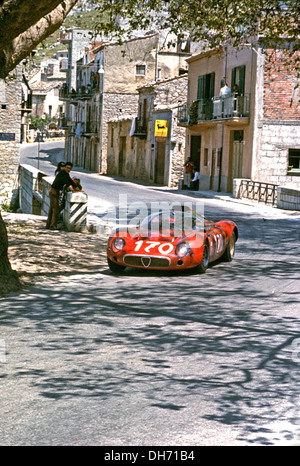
131;228;200;243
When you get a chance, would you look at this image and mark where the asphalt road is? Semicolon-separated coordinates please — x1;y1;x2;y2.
0;141;299;446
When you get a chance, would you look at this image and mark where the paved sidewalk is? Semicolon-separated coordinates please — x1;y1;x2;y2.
2;212;108;291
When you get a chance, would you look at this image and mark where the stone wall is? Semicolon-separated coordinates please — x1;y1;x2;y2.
0;66;22;204
146;75;188;187
19;164;47;215
277;187;300;211
254;121;300;189
252;49;300;190
103;93;138;173
19;164;89;230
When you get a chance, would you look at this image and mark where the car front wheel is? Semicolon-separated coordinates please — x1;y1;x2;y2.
223;231;236;262
107;257;126;273
197;241;210;273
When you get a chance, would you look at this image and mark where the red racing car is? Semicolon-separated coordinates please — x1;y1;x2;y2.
107;208;238;273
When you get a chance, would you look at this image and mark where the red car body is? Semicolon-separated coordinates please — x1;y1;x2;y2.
107;210;238;273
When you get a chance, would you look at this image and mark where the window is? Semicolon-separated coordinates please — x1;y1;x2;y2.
288;149;300;172
197;73;215;119
197;72;215;100
136;64;146;76
231;65;246;95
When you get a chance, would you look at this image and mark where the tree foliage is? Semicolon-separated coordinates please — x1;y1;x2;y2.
95;0;299;69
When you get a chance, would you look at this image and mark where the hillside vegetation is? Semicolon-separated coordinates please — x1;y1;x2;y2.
33;10;101;64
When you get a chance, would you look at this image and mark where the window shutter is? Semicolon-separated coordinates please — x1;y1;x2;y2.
209;72;215;99
239;65;245;95
197;75;205;100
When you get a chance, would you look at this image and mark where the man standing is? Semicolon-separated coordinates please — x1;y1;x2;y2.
46;162;80;230
184;158;194;189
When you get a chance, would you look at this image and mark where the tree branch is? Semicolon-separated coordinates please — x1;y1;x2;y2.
0;0;78;78
0;0;63;47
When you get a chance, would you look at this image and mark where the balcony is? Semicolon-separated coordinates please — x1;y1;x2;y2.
83;120;98;135
132;117;147;139
59;85;96;101
178;94;250;127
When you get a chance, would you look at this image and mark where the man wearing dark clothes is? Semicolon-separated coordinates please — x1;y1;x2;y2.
46;162;80;230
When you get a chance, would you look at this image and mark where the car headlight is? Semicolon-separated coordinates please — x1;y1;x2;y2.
111;237;125;252
175;242;191;258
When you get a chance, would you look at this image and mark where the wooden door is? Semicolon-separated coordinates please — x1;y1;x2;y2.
228;130;243;192
119;136;126;176
155;141;166;184
210;149;216;190
232;141;243;179
190;135;201;169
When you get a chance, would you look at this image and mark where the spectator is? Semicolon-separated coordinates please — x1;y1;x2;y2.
191;167;200;190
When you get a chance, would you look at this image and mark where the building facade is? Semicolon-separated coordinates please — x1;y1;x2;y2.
62;31;200;174
30;81;63;119
107;74;188;187
0;66;23;203
178;46;300;192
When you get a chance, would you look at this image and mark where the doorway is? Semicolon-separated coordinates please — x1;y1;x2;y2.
190;135;201;169
119;136;126;176
228;130;243;192
155;140;166;184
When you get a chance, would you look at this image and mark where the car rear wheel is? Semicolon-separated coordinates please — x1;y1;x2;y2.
197;241;210;273
223;231;236;262
107;257;126;273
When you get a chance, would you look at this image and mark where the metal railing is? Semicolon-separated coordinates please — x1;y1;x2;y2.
84;120;98;134
178;94;250;124
132;117;147;138
238;180;278;206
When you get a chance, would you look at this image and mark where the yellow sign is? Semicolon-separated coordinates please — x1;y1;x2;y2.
155;120;168;137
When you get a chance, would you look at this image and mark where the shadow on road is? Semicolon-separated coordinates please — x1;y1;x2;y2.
1;213;300;445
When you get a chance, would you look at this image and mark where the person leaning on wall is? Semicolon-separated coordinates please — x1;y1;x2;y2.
46;162;81;230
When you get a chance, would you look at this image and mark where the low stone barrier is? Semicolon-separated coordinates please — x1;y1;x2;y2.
19;164;88;231
19;164;46;215
277;187;300;211
41;176;54;217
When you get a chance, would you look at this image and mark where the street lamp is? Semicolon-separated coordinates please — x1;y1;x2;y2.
98;64;104;174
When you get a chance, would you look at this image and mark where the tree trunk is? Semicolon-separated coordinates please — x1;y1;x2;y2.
0;0;79;79
0;0;79;292
0;213;21;295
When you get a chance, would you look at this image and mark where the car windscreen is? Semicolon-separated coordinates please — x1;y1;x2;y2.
140;211;205;234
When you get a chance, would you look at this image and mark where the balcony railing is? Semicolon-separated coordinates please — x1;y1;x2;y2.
178;94;250;125
84;120;98;134
132;117;147;138
59;82;100;101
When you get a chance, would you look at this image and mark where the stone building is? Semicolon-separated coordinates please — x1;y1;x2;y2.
59;28;104;169
107;74;188;187
0;65;23;204
178;45;300;193
62;31;201;173
30;81;64;119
